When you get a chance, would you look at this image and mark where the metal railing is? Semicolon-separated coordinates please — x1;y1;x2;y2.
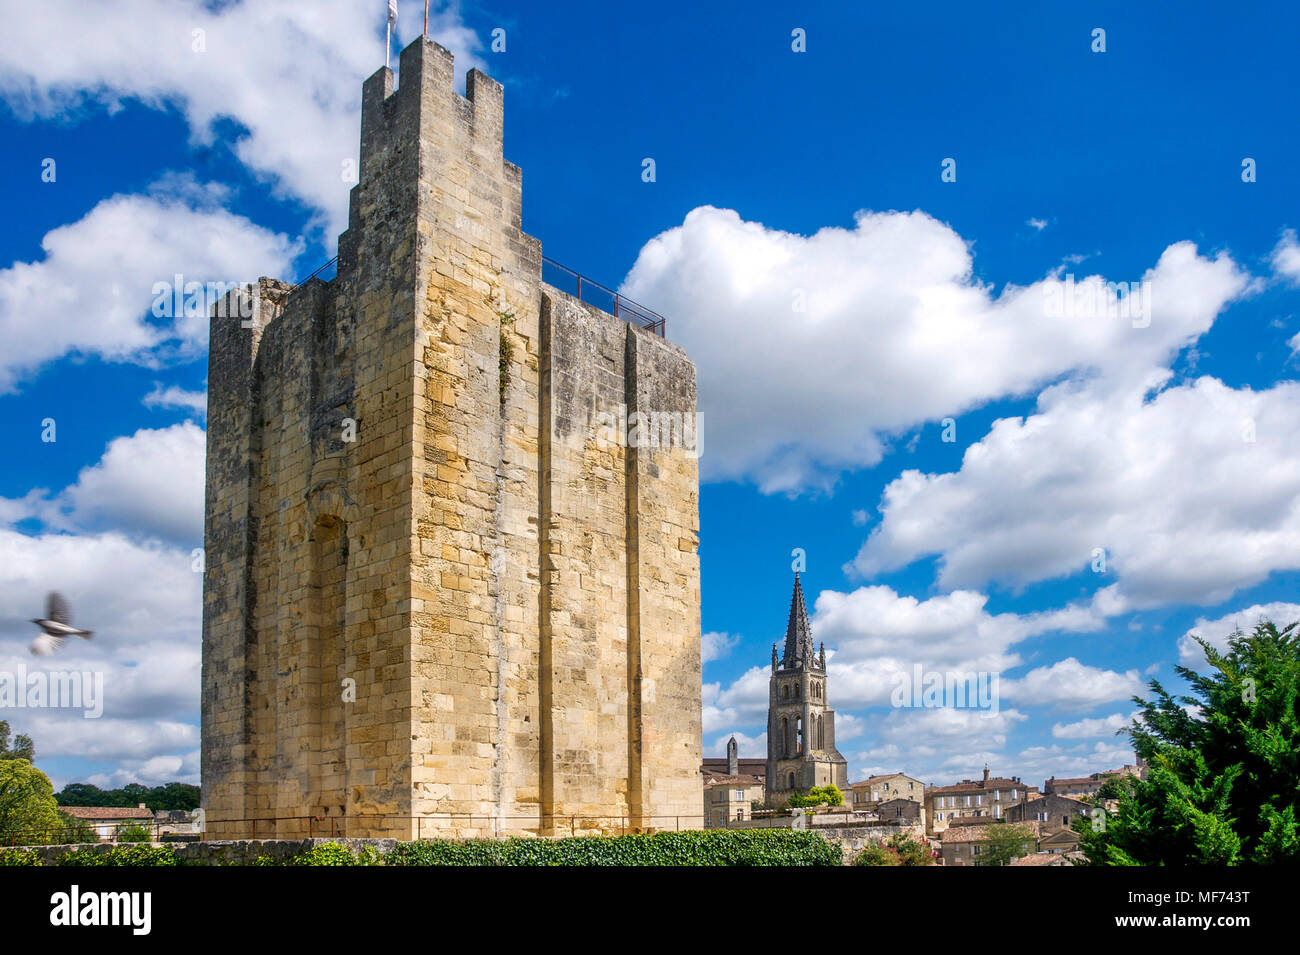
542;256;666;337
281;254;667;339
0;822;200;847
212;813;762;839
289;255;339;291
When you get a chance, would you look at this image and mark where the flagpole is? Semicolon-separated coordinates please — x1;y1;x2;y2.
386;19;391;68
424;1;429;36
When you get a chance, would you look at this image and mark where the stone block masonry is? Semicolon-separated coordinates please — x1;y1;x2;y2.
202;37;702;840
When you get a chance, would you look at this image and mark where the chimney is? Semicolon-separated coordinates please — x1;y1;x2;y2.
138;803;147;810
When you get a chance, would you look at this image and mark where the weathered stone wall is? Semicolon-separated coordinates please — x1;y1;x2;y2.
202;36;702;840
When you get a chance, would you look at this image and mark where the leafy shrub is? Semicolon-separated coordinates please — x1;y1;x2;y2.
55;844;178;866
287;842;364;866
113;823;153;843
0;847;39;866
787;785;844;809
853;843;901;866
853;832;935;866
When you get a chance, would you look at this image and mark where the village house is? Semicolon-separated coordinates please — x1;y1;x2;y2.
940;819;1041;866
926;767;1037;834
702;738;766;828
877;797;924;824
60;805;155;842
1004;792;1091;834
848;772;926;807
1043;762;1145;798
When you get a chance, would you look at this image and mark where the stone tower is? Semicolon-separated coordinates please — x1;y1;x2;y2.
201;37;702;840
765;574;848;802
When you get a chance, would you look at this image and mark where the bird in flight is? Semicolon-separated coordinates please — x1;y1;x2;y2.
30;592;93;656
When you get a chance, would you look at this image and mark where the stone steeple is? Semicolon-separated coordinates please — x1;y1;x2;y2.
781;572;815;668
765;572;847;802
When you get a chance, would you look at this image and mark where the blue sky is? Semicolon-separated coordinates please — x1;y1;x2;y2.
1;0;1299;792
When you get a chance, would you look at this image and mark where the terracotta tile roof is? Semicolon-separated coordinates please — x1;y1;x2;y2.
61;806;154;820
703;773;764;787
1010;852;1064;866
851;772;924;787
942;821;1040;844
930;777;1025;794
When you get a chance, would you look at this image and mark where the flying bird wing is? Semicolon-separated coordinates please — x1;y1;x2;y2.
48;592;71;626
31;632;64;656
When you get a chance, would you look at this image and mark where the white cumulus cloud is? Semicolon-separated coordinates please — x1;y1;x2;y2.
851;372;1300;610
2;423;206;548
0;0;483;238
0;182;298;391
622;205;1249;493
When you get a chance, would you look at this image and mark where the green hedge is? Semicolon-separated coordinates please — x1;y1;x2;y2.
0;830;841;866
382;830;840;867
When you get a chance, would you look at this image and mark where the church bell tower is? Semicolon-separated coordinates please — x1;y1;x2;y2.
765;573;848;803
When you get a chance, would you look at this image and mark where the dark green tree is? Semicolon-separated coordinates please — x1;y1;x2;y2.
0;759;62;844
1078;620;1300;865
55;781;199;811
0;721;34;762
54;782;106;807
978;823;1037;866
1096;776;1131;801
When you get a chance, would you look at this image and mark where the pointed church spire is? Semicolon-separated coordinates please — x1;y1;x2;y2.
782;572;815;667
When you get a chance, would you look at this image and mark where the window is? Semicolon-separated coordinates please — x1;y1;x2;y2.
788;772;795;789
734;789;744;799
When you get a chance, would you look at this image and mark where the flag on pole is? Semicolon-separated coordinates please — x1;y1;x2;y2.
385;0;397;68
